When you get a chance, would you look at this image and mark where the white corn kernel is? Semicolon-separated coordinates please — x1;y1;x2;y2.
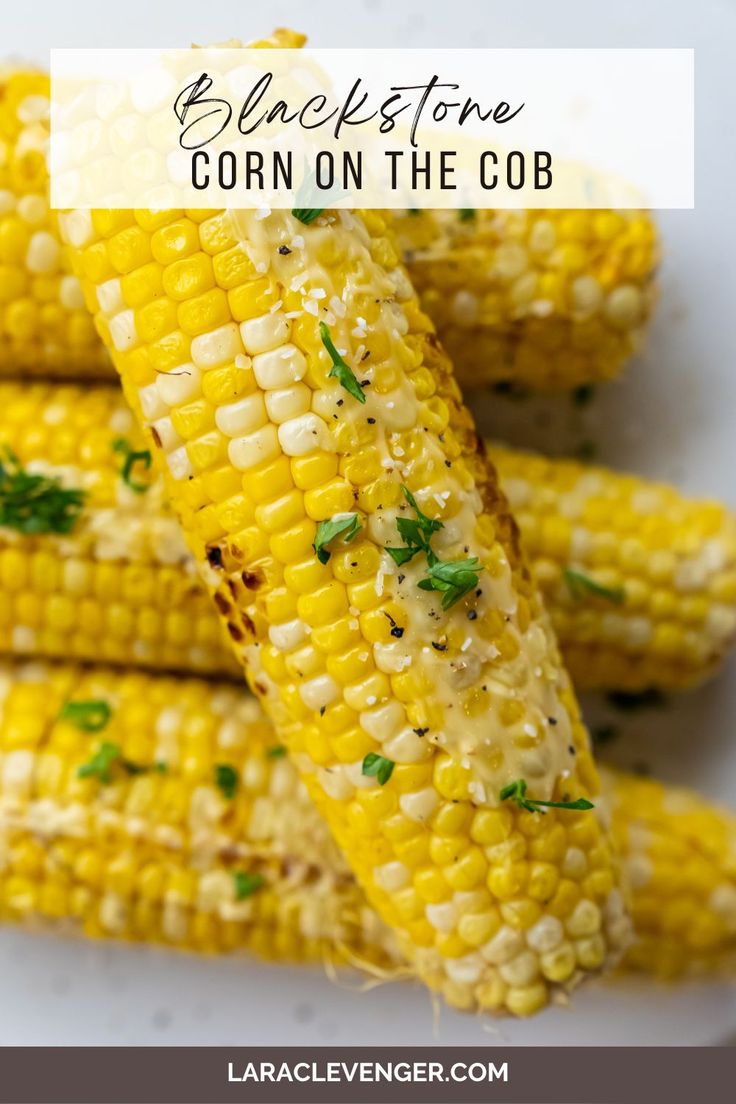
59;209;94;249
526;915;564;954
191;322;243;369
566;900;602;938
156;364;201;406
299;674;339;711
139;381;168;422
499;950;539;987
215;393;267;437
228;425;279;471
150;416;181;452
425;901;458;933
26;230;60;274
374;861;410;893
96;277;123;316
360;700;405;740
252;344;307;390
59;275;85;310
108;309;138;352
399;787;438;822
240;312;291;354
268;619;308;651
383;727;430;764
166;445;193;480
265;384;311;424
278;413;333;456
481;925;524;965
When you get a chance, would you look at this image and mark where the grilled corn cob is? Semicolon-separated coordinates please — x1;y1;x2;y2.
0;69;110;378
61;196;629;1013
4;380;732;691
0;660;732;980
606;768;736;979
395;208;658;390
490;445;736;691
0;380;237;675
0;658;397;966
1;67;654;390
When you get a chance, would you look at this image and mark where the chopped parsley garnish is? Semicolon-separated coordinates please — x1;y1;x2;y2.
214;763;239;800
59;700;112;733
500;778;594;815
291;208;324;225
233;871;265;901
592;724;621;745
361;752;395;786
313;513;362;564
77;737;165;785
266;744;287;759
572;384;596;408
564;568;625;605
112;438;152;494
607;688;667;713
319;322;365;404
386;486;483;609
0;448;85;535
458;208;476;222
418;556;484;610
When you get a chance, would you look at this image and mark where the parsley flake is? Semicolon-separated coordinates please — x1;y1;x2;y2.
458;208;476;222
233;871;265;900
0;448;85;535
112;438;152;494
319;322;365;404
291;208;324;225
500;778;594;815
214;763;239;800
418;556;483;610
266;745;287;759
313;513;362;564
564;568;625;605
361;752;395;786
59;700;112;733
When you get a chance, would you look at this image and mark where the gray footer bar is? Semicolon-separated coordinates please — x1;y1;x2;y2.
0;1045;734;1104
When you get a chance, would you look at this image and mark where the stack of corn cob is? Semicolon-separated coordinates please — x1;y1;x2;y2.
0;37;734;1020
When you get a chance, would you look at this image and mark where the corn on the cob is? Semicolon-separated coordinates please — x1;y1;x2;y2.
0;658;398;966
490;445;736;691
5;380;732;690
0;69;110;378
61;195;629;1012
1;67;655;391
0;380;238;675
0;660;732;981
605;768;736;980
395;208;658;390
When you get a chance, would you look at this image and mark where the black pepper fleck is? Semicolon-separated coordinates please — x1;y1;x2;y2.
467;610;478;621
278;245;292;255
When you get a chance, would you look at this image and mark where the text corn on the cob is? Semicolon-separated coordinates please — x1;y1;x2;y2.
490;445;736;691
0;380;237;675
0;69;110;378
0;658;397;967
4;380;735;692
61;194;629;1014
0;65;655;391
395;208;658;390
0;660;732;981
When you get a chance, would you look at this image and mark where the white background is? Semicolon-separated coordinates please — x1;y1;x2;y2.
2;0;735;1047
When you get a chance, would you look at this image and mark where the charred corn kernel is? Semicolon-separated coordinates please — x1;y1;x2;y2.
492;443;736;690
62;129;626;1014
395;208;658;391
